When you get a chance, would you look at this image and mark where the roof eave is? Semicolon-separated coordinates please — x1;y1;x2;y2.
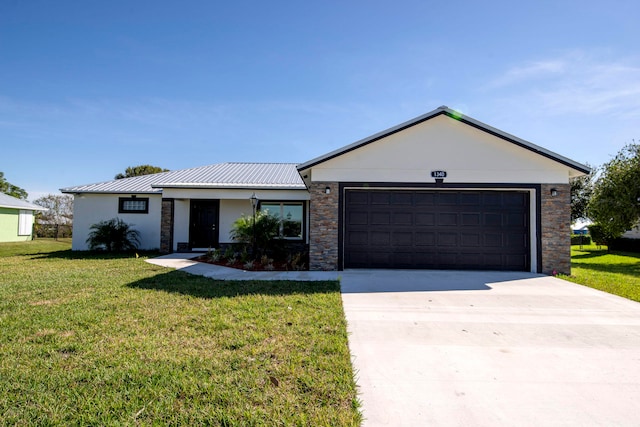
60;189;161;195
0;204;48;211
151;183;307;190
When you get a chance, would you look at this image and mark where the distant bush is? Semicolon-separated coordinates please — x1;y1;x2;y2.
571;235;592;245
588;224;616;246
608;238;640;253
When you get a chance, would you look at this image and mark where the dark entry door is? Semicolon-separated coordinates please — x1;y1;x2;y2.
344;190;530;271
190;200;220;248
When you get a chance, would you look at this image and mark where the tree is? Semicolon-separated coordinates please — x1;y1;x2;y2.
588;143;640;238
115;165;169;179
0;172;28;200
570;164;595;222
86;218;140;252
33;194;74;238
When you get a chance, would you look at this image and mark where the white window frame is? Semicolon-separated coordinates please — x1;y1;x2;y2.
18;210;33;236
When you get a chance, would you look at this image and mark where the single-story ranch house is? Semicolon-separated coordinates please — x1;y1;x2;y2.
0;192;47;242
62;106;590;274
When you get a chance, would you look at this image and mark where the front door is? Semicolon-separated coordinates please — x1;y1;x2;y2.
189;200;220;249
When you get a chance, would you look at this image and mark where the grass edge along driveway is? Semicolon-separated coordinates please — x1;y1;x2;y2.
0;240;362;426
561;244;640;303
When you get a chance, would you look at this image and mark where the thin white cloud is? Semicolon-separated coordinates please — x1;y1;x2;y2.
487;52;640;117
489;60;568;88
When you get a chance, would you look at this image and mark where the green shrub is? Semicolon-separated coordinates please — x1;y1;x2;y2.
86;218;140;252
609;237;640;253
571;235;592;245
588;224;616;246
230;210;280;257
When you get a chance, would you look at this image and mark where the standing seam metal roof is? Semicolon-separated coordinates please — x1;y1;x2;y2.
60;163;306;194
0;192;48;210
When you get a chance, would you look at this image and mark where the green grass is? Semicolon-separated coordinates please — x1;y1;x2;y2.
0;240;361;426
561;244;640;302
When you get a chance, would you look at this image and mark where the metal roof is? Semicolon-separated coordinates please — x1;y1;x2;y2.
0;192;48;211
60;163;306;194
297;105;591;175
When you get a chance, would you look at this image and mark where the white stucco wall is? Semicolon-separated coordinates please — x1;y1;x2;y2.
71;193;162;250
305;114;574;184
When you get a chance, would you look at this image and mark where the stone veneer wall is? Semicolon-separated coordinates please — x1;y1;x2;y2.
160;198;174;254
309;182;339;270
540;184;571;275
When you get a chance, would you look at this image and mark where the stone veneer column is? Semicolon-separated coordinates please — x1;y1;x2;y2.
160;198;174;254
540;184;571;275
309;182;339;271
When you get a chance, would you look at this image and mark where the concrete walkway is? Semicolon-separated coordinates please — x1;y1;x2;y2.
340;270;640;426
145;253;341;281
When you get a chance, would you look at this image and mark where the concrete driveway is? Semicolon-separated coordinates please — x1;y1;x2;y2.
340;270;640;426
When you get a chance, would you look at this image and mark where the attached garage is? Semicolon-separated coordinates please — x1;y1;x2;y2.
298;105;590;274
343;189;530;271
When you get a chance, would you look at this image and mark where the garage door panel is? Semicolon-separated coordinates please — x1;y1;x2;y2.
393;212;412;225
347;230;368;245
347;191;368;205
370;231;390;245
416;232;436;246
371;192;391;205
462;213;481;226
483;233;503;247
507;212;526;226
438;193;458;205
348;212;368;225
438;213;458;226
484;213;502;226
371;212;390;225
460;233;481;247
415;193;435;205
392;232;413;246
438;233;458;246
344;190;529;271
416;213;436;225
391;192;413;205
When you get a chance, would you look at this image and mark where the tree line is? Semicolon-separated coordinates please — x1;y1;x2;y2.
571;142;640;243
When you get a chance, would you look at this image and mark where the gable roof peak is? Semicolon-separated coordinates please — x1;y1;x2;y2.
297;106;590;175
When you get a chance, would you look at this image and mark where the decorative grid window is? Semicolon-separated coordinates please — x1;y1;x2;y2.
118;197;149;214
260;202;304;239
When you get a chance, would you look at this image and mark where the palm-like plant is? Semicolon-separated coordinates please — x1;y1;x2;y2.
86;218;141;252
230;210;281;257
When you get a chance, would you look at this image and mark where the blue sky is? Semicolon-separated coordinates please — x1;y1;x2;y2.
1;0;639;200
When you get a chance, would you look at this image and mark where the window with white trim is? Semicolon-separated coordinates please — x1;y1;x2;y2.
18;210;32;236
260;202;304;239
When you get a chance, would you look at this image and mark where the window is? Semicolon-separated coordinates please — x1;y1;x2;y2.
18;210;32;236
260;202;304;239
119;197;149;214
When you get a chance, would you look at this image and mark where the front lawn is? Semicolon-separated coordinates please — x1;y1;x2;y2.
0;240;361;426
562;244;640;303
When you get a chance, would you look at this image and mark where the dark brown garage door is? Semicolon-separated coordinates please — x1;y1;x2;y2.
344;190;530;271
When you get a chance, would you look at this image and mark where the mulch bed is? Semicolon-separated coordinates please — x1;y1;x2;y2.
193;255;305;271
